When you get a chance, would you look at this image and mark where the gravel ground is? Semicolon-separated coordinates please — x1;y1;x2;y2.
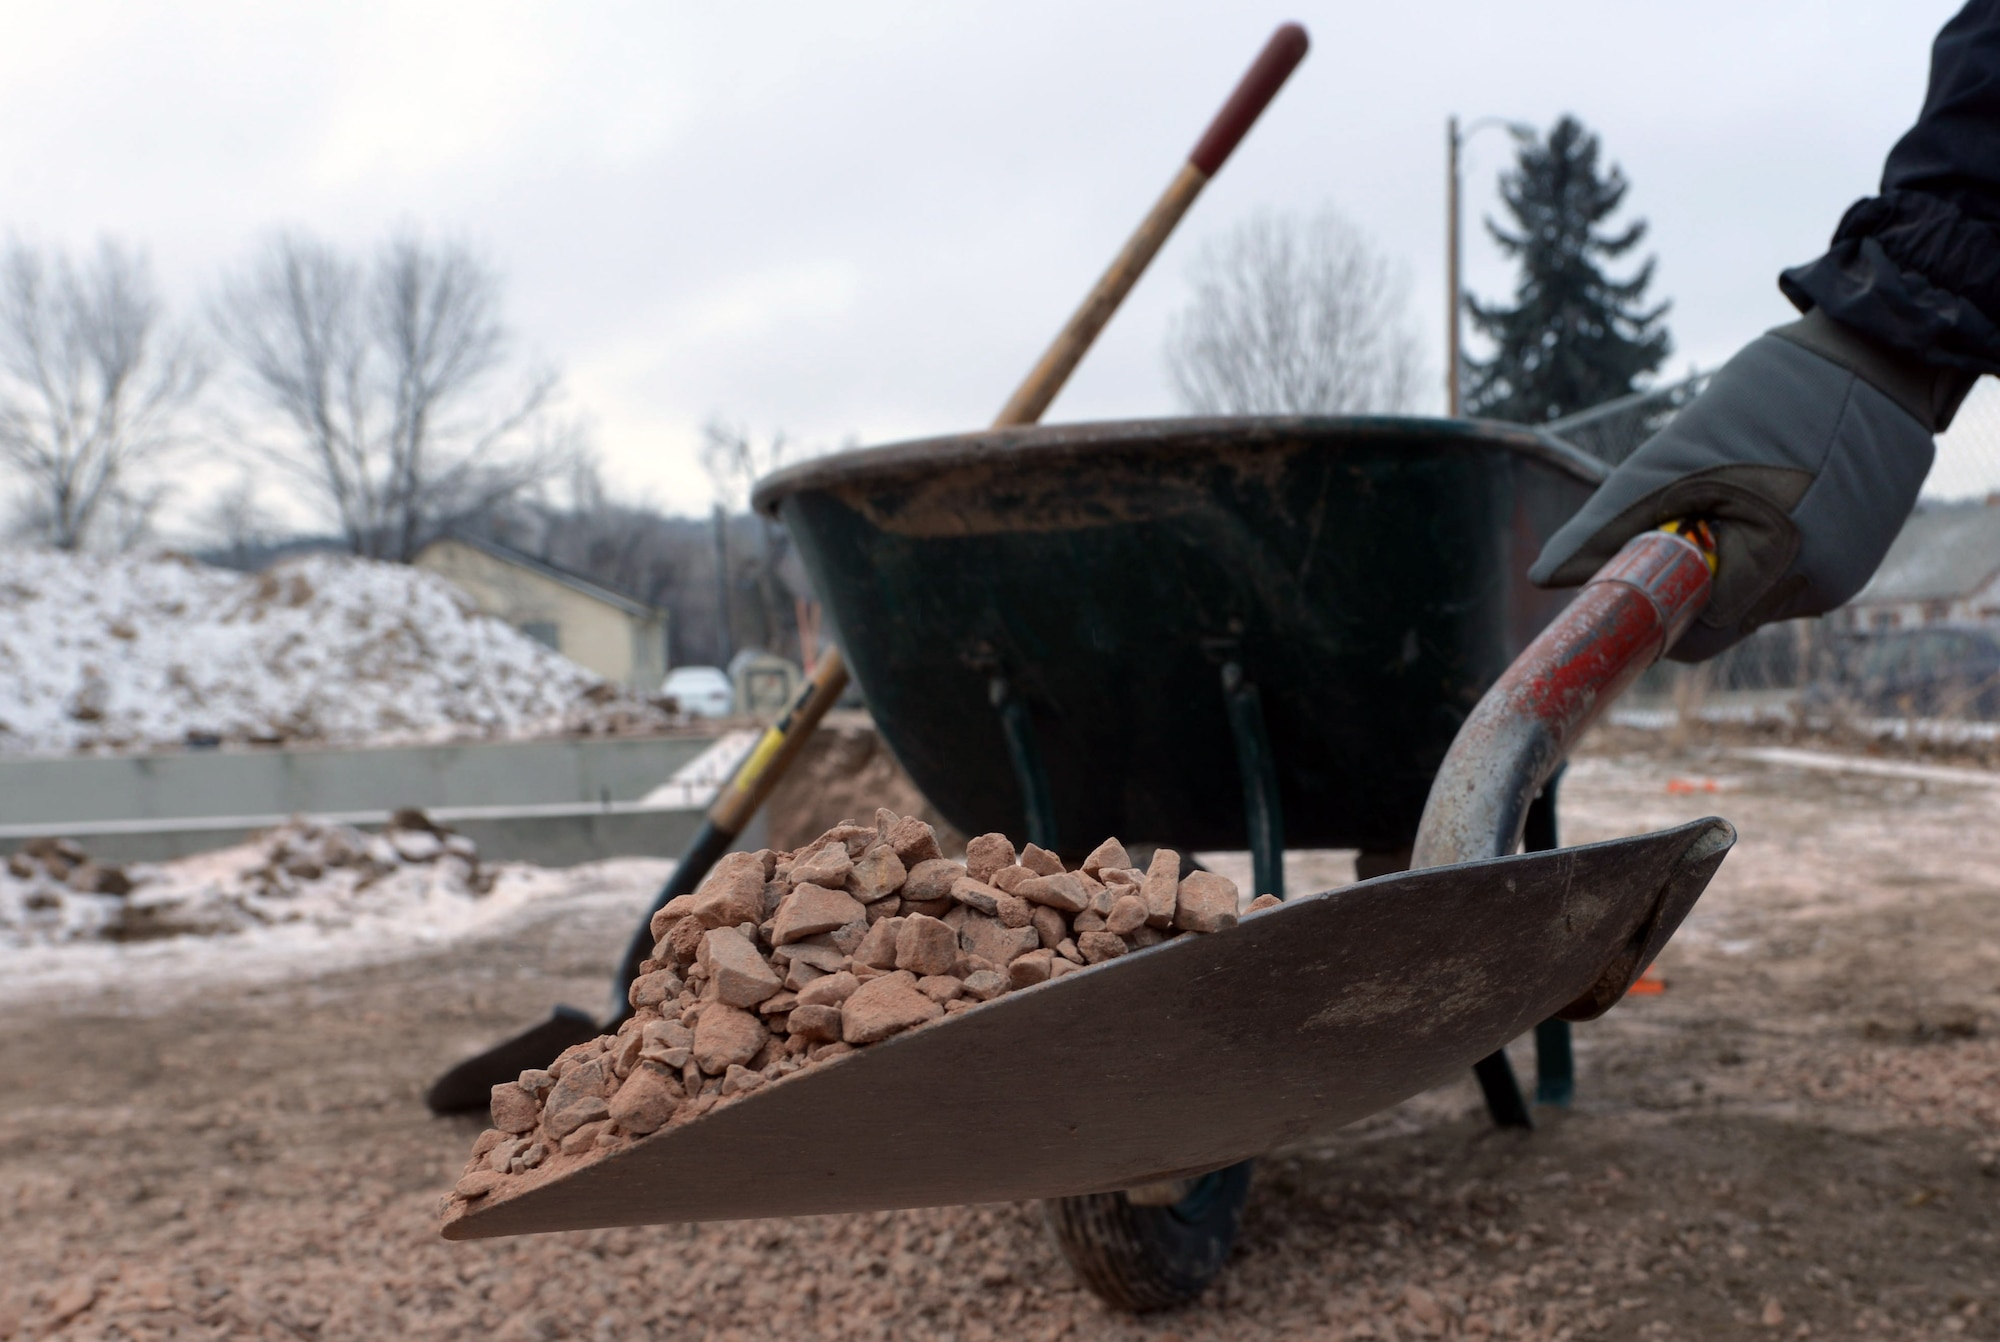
4;731;1999;1340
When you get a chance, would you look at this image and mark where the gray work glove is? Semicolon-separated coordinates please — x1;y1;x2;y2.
1530;309;1974;661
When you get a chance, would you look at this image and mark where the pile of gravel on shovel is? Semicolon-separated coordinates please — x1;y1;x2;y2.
444;808;1275;1219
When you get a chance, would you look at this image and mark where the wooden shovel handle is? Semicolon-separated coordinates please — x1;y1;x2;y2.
1189;22;1312;176
992;23;1310;428
704;24;1310;846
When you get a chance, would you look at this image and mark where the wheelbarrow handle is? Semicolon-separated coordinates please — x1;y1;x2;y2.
1410;524;1715;870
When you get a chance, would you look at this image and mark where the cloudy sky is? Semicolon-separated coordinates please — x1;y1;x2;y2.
0;0;1980;526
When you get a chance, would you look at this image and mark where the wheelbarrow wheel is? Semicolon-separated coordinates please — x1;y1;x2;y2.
1043;1160;1254;1312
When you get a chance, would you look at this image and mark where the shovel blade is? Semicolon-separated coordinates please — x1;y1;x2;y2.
425;1006;603;1115
443;818;1731;1239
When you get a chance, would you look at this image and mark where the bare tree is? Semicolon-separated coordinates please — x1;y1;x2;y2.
193;469;277;568
701;420;797;657
1165;208;1424;416
0;240;206;550
213;231;578;561
699;419;792;513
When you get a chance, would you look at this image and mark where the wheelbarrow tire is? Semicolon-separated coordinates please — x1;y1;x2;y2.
1043;1160;1254;1312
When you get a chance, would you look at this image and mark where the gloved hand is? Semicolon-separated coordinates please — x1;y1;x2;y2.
1530;309;1975;661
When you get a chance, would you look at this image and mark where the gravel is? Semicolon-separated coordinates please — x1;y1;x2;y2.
441;813;1245;1228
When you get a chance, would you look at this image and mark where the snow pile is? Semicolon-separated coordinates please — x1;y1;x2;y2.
0;814;491;948
0;549;675;756
0;820;673;1005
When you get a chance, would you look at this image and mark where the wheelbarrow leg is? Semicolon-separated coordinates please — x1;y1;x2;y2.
989;674;1059;851
1221;661;1285;899
1533;1020;1575;1108
1473;1051;1533;1128
1524;777;1576;1108
1469;776;1566;1128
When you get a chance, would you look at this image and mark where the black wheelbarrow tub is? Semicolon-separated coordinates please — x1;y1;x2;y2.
753;416;1605;856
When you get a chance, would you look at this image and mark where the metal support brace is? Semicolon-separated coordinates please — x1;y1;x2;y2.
1221;662;1286;900
1473;1050;1533;1129
1471;772;1568;1128
990;675;1059;852
1532;1020;1575;1110
1524;775;1575;1108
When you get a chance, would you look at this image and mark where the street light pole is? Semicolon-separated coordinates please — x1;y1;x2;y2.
1446;116;1461;416
1446;115;1534;418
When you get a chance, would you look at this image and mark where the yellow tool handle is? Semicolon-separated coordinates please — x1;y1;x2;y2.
707;646;852;834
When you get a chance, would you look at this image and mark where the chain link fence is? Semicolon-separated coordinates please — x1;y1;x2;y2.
1932;375;2000;502
1540;370;1710;468
1545;369;2000;500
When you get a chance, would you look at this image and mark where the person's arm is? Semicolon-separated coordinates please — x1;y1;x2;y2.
1533;2;1999;660
1781;0;2000;388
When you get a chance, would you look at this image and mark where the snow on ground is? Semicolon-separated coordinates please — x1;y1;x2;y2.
1612;699;2000;746
0;548;672;756
638;729;760;808
0;816;669;1005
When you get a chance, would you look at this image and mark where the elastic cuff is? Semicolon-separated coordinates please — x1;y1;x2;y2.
1769;309;1976;432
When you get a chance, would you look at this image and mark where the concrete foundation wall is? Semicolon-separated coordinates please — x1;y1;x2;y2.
0;734;736;866
41;805;733;868
0;736;715;826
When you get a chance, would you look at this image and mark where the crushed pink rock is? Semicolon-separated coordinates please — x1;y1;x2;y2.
841;971;943;1043
691;1003;767;1074
773;884;865;945
1175;870;1240;934
445;811;1250;1219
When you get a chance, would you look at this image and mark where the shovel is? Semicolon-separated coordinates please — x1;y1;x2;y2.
426;21;1314;1115
441;521;1732;1239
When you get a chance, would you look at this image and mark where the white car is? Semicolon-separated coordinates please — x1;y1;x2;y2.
661;665;734;718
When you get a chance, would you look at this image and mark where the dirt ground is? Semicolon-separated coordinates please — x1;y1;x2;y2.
5;728;2000;1341
763;710;965;854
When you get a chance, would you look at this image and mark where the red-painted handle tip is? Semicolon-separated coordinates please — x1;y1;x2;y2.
1187;22;1309;176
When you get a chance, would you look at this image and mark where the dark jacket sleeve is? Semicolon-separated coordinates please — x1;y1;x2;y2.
1780;0;2000;376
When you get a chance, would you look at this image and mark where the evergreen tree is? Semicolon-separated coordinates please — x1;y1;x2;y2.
1465;115;1670;423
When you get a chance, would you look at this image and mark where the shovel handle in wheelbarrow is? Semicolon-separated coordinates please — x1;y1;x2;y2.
1412;520;1716;872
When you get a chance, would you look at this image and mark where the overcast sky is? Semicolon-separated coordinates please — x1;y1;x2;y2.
0;0;1978;526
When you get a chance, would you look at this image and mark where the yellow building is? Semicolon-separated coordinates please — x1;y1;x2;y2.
414;535;669;691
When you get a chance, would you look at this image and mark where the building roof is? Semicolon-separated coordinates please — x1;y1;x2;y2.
1854;503;2000;605
421;533;661;620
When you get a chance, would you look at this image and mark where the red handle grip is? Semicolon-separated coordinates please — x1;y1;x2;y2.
1187;23;1310;176
1500;529;1713;741
1411;529;1713;869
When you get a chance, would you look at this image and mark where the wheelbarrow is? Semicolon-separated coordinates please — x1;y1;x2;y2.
752;416;1614;1156
443;416;1730;1313
751;414;1603;867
